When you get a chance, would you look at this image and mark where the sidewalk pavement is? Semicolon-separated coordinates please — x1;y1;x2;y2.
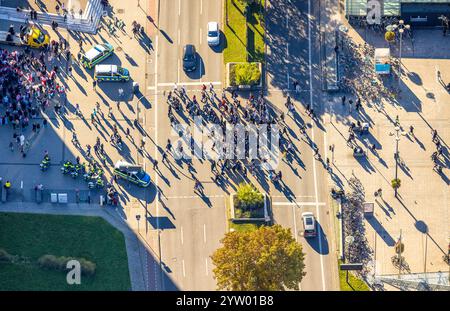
324;26;450;281
321;0;341;91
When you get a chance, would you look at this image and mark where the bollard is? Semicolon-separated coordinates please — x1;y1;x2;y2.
99;195;104;206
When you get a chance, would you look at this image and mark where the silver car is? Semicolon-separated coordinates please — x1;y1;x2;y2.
302;212;317;238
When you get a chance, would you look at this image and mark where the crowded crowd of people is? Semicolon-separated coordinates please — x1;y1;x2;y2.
165;83;294;186
0;32;68;156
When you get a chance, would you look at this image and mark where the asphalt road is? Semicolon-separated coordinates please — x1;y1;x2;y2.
145;0;226;290
156;0;223;87
265;0;340;290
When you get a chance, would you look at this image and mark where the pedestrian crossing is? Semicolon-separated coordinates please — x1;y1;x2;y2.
0;0;103;33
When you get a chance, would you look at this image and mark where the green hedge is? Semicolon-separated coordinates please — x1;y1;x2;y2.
0;249;13;262
235;183;265;219
38;255;96;277
232;63;261;86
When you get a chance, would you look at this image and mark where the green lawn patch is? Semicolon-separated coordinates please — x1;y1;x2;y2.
338;260;370;291
247;0;265;63
230;222;262;232
0;213;131;291
224;0;266;64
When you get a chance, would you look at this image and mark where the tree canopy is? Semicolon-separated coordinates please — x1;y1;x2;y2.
211;225;306;290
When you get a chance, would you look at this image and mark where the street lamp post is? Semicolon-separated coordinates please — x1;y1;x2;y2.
391;20;410;91
394;126;400;181
136;214;141;234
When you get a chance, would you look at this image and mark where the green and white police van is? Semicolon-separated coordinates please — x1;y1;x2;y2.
114;160;151;187
94;64;130;82
81;43;114;69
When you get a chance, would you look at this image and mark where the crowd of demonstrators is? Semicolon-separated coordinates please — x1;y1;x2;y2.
165;83;297;191
430;129;446;174
0;33;68;157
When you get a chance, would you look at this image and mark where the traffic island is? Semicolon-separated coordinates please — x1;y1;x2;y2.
223;0;266;64
227;182;272;233
226;62;262;91
338;259;370;291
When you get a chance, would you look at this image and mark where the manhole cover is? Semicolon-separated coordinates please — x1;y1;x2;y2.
116;46;122;52
117;9;124;14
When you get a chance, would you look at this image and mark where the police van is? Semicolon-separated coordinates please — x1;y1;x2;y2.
114;160;151;187
94;65;130;82
81;43;114;69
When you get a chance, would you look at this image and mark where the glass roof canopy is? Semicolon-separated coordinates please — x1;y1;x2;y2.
345;0;450;16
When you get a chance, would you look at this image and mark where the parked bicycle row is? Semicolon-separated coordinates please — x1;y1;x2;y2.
341;177;374;277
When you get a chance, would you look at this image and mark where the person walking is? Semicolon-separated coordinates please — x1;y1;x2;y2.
140;138;146;152
91;112;96;125
432;129;438;142
166;139;172;153
92;80;97;91
162;151;168;164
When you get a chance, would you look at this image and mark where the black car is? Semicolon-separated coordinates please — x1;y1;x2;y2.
183;44;197;72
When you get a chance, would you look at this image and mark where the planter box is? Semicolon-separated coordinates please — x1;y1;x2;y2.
230;193;271;223
226;62;263;90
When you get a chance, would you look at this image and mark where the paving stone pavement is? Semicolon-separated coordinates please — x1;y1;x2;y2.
324;25;450;281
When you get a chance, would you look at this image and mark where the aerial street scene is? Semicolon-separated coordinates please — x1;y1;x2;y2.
0;0;449;299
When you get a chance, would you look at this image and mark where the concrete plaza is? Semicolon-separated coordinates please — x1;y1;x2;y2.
324;24;449;285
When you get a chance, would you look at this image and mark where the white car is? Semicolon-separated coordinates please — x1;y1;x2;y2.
302;212;317;238
207;22;220;46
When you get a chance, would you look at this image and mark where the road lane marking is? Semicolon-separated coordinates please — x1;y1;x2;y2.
272;202;326;206
287;72;290;88
165;194;224;199
200;28;202;45
147;86;156;90
203;224;207;243
286;15;289;28
200;0;203;15
287;42;289;58
271;195;315;198
182;259;186;277
154;33;161;290
158;81;221;86
205;257;209;276
311;127;326;292
178;0;181;16
181;226;184;245
200;61;203;82
292;206;298;241
309;0;326;291
177;59;180;84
